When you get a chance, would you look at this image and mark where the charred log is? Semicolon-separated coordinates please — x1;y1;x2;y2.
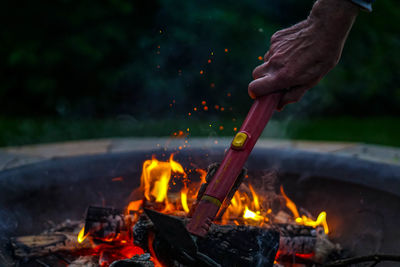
196;223;279;267
133;214;279;267
109;253;154;267
84;206;125;240
276;223;317;255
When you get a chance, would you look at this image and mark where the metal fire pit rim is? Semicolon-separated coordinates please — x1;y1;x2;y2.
0;147;399;198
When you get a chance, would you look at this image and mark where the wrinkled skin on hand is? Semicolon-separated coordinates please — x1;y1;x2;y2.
248;0;359;110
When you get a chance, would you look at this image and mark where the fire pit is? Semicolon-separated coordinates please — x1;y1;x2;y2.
1;146;399;266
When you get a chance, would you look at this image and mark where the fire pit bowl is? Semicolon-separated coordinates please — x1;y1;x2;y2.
1;147;400;265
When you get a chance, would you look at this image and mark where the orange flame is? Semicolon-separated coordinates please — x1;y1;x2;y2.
280;185;329;234
196;168;207;184
249;185;260;211
280;185;300;218
127;200;143;214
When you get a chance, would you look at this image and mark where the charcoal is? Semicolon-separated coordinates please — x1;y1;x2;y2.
109;253;154;267
132;214;153;250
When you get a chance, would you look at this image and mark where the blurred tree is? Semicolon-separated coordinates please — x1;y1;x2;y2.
0;0;398;118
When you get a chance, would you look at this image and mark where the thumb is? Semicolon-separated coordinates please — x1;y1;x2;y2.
248;72;288;99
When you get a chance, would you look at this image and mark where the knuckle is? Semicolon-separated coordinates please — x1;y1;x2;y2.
271;29;284;40
270;31;281;43
252;68;259;79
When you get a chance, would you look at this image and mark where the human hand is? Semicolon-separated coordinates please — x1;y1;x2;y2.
248;0;359;110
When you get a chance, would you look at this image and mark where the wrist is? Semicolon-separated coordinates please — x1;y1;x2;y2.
309;0;358;38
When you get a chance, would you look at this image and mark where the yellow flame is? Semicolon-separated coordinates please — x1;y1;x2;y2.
170;154;186;175
181;187;190;213
296;212;329;234
221;187;266;225
280;185;329;234
243;206;264;221
77;226;88;243
140;154;186;203
249;184;260;211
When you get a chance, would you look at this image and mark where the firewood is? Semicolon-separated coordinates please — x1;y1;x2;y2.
11;234;71;258
133;214;279;267
11;231;91;258
84;206;125;239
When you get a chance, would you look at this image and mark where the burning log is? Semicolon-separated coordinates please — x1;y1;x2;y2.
84;206;126;240
10;220;92;260
277;223;317;255
275;223;340;264
81;206;337;265
133;214;279;267
132;213;339;266
11;234;68;258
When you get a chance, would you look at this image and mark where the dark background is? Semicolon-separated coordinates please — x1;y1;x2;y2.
0;0;399;146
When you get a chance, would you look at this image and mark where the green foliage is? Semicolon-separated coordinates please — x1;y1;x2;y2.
0;0;398;118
